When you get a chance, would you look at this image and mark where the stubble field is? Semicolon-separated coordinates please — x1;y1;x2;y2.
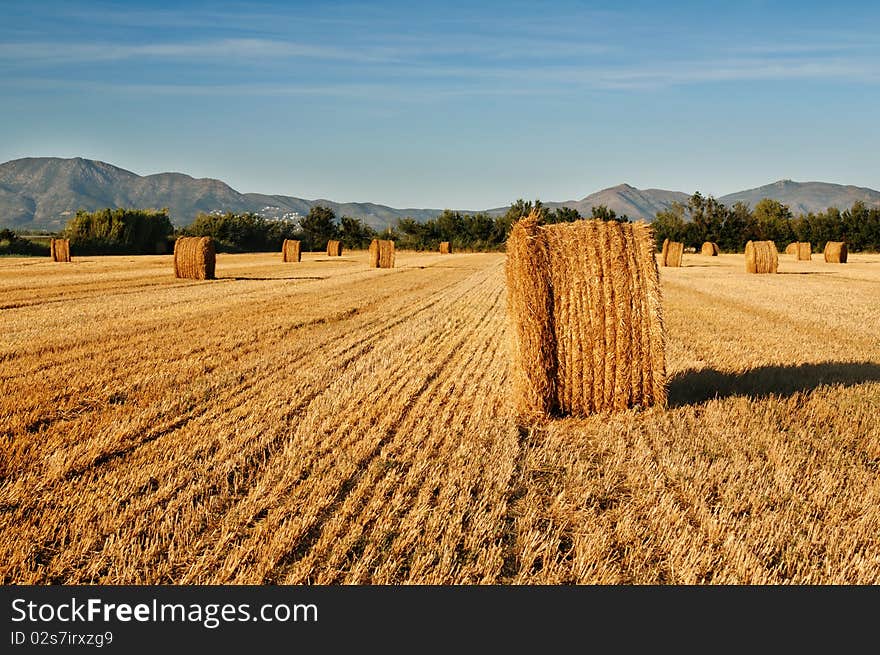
1;249;879;584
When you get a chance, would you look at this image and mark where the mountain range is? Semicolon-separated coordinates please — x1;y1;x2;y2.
2;157;879;232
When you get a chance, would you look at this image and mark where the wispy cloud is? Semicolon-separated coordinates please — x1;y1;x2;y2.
0;38;401;65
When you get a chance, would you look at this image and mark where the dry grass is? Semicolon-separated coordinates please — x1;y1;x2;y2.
701;242;719;256
824;242;847;264
50;238;71;262
282;240;301;263
506;214;665;419
369;239;395;268
327;240;342;257
745;240;778;274
1;249;879;584
173;237;216;280
662;241;684;267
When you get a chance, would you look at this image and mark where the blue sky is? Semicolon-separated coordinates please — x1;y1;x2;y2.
1;1;878;208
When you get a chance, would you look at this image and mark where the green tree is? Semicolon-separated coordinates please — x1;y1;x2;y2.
752;198;794;247
546;206;581;224
652;201;687;249
299;205;338;251
590;205;629;222
64;207;174;254
720;201;752;252
339;216;376;249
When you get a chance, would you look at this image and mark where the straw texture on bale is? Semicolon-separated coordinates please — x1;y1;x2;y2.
506;211;666;421
326;240;342;256
368;239;395;268
701;241;719;256
282;239;301;262
439;241;451;254
50;238;71;262
824;241;847;263
784;242;798;255
173;236;216;280
796;242;812;260
744;240;778;274
662;241;684;267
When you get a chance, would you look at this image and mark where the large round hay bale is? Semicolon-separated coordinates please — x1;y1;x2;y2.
50;238;71;262
784;242;798;255
173;236;216;280
326;240;342;256
824;241;847;263
439;241;451;254
796;241;812;260
744;240;778;274
506;211;666;420
369;239;395;268
701;241;719;256
282;239;301;262
663;241;684;267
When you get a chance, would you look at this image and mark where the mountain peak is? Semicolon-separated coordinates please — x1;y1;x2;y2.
2;156;879;231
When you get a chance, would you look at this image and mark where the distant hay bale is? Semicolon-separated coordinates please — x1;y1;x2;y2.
701;241;719;256
784;242;798;255
661;238;669;262
282;239;301;262
327;240;342;256
506;211;666;421
173;236;216;280
662;241;683;267
796;241;812;260
49;238;71;262
439;241;451;254
824;241;847;263
744;240;778;274
369;239;395;268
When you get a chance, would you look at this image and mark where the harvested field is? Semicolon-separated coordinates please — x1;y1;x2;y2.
1;250;880;584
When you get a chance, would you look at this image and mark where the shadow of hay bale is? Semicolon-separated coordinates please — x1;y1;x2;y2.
667;361;880;406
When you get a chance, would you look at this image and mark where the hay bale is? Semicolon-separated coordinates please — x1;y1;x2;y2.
326;240;342;256
784;242;798;255
662;241;684;267
439;241;451;254
369;239;395;268
744;240;778;274
701;241;719;256
173;236;216;280
282;239;301;262
506;211;666;420
661;238;669;262
824;241;847;263
796;241;812;260
50;238;71;262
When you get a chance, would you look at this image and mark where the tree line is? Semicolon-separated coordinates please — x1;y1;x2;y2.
652;193;880;253
5;194;878;256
